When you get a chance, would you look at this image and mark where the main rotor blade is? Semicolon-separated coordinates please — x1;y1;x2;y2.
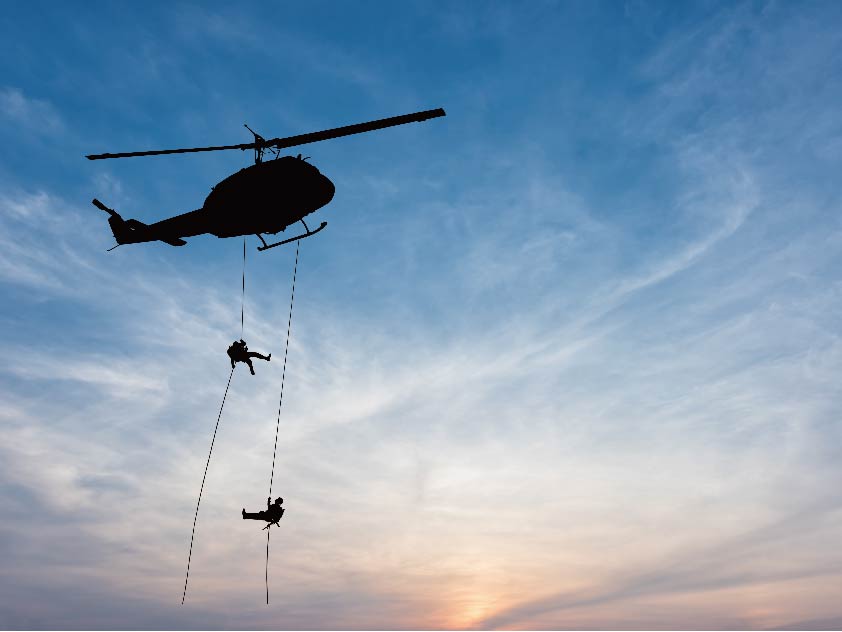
86;142;256;160
265;107;446;151
85;108;446;160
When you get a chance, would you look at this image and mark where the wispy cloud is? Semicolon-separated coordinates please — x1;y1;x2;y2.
479;496;842;629
0;87;63;134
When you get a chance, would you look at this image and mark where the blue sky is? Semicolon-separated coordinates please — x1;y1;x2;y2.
2;0;842;629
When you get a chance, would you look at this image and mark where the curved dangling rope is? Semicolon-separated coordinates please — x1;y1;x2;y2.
265;240;300;604
183;238;249;604
181;365;235;604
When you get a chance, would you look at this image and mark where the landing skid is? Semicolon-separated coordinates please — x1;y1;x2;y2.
256;219;327;252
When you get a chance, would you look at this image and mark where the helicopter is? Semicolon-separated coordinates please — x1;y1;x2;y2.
87;108;446;252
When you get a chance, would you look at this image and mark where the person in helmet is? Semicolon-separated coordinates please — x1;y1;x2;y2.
242;497;284;528
227;339;271;375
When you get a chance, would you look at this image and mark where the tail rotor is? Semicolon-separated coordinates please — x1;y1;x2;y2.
92;198;132;250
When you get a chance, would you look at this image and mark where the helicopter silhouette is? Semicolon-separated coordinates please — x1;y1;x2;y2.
87;108;446;251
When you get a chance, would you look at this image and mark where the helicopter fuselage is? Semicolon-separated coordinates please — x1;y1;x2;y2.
144;156;335;241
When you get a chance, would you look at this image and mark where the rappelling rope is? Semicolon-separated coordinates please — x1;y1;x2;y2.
241;238;246;337
181;365;235;604
265;240;300;605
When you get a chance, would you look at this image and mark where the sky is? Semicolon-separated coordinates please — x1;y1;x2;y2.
1;0;842;629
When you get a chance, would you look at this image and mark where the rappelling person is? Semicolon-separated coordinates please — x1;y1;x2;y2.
227;339;271;375
242;497;284;529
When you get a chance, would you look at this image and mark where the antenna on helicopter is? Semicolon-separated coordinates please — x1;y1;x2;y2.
243;124;266;163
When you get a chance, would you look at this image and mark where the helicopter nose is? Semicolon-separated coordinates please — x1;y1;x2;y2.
321;175;335;207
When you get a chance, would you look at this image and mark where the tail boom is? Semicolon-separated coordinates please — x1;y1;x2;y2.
92;198;187;248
